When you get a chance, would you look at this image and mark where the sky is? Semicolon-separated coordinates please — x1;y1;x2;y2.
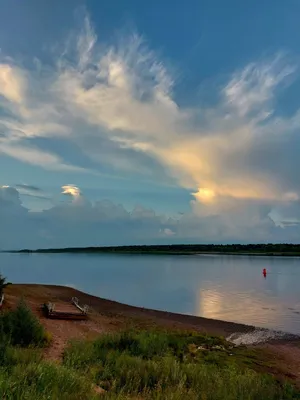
1;0;300;249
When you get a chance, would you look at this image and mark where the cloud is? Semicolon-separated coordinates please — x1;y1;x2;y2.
0;64;25;104
0;185;22;206
14;184;51;200
223;56;294;118
15;184;42;192
61;184;89;207
1;13;300;233
0;184;178;249
161;228;176;236
0;183;299;250
61;184;81;197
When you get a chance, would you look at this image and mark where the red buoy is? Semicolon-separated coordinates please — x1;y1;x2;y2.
263;268;267;277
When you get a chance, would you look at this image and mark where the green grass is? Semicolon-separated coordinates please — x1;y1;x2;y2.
0;303;98;400
1;301;300;399
0;349;98;399
63;330;300;399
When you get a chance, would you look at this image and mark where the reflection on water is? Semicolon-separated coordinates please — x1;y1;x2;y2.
197;288;293;330
199;289;224;319
1;252;300;333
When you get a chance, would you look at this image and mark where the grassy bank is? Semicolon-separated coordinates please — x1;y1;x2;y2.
1;299;300;399
63;330;299;399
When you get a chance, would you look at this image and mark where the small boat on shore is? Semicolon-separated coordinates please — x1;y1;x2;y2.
43;297;88;320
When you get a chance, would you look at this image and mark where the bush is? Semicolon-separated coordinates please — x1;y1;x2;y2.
0;299;48;347
0;274;10;299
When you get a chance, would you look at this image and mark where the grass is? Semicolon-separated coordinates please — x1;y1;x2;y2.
63;330;300;399
1;300;300;399
0;302;98;400
0;348;98;399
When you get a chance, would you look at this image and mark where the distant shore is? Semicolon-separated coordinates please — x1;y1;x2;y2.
7;243;300;256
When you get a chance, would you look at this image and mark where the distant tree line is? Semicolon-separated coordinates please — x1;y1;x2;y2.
16;243;300;255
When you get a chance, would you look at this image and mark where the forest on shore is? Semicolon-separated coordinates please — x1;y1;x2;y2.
15;243;300;255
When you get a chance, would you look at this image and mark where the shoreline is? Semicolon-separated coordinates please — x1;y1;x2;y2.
5;284;300;388
4;284;299;342
5;243;300;257
6;250;300;257
4;285;300;397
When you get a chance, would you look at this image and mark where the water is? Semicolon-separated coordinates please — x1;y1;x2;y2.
1;252;300;334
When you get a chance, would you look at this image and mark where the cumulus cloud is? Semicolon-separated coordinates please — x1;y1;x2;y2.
1;14;300;236
14;184;51;200
162;228;176;236
0;184;178;249
0;184;299;250
0;185;22;206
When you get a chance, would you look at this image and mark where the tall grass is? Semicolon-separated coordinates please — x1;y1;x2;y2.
0;357;98;400
63;330;300;399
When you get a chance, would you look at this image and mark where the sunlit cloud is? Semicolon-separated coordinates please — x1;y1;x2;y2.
61;184;81;198
1;182;300;249
0;63;25;104
193;188;216;204
0;13;300;231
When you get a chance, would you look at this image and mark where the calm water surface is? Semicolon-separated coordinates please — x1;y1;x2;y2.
1;253;300;334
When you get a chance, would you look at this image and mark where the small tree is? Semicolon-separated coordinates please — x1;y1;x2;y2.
0;274;10;299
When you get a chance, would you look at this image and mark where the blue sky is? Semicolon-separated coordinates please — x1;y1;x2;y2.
1;0;300;249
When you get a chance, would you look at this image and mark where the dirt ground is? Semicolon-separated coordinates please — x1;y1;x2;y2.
3;284;300;386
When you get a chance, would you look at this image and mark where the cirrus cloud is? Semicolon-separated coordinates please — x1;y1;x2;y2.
0;14;300;237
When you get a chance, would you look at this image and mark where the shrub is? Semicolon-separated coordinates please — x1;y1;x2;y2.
0;299;48;347
0;274;10;299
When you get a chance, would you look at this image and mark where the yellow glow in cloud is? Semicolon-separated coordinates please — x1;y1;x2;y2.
0;64;24;104
193;188;216;203
193;184;278;202
61;185;81;197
